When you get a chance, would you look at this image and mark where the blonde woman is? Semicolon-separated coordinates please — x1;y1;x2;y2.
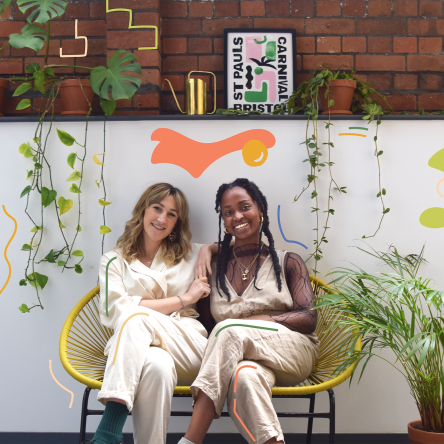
85;183;216;444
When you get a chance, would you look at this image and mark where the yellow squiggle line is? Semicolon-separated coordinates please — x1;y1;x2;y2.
106;0;158;50
338;133;367;138
112;313;150;365
49;359;74;408
0;205;17;295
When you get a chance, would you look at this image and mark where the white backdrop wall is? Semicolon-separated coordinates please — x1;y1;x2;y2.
1;117;443;434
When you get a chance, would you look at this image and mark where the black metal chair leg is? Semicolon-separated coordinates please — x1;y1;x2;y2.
305;394;316;444
327;389;336;444
80;387;92;444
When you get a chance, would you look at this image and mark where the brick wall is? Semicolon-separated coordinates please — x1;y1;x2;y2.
1;0;444;115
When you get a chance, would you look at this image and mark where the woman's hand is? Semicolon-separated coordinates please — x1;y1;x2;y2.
195;244;218;279
183;277;211;304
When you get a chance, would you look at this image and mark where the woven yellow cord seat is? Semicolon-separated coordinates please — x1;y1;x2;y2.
60;276;360;444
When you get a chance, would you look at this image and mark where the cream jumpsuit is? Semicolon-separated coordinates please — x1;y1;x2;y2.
97;245;208;444
191;250;320;444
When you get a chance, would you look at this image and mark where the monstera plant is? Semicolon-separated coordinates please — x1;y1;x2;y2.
0;0;142;312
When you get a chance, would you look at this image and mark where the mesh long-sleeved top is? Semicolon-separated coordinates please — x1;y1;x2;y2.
197;243;317;336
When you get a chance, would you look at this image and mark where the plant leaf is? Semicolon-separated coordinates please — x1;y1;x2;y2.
16;99;31;110
0;0;11;14
100;225;111;234
19;279;27;286
19;142;34;158
90;49;142;101
69;183;81;193
74;264;83;274
57;128;76;146
67;152;76;169
27;271;48;289
58;196;73;215
20;185;31;198
19;303;30;313
59;221;66;229
9;24;47;52
58;260;66;267
100;99;116;116
98;199;111;206
45;249;55;263
21;243;32;251
76;225;81;232
66;170;82;182
13;82;31;97
17;0;67;24
93;153;105;165
41;186;57;207
72;250;83;257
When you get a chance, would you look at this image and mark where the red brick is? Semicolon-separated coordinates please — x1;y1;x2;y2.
202;18;252;35
342;36;366;52
25;56;75;73
134;49;161;67
297;36;315;53
419;37;442;53
306;18;355;34
134;12;160;28
214;38;224;53
107;11;132;29
393;0;418;16
420;1;442;17
419;73;442;89
241;1;265;16
368;74;392;89
0;59;23;74
60;38;106;56
199;55;223;71
303;55;354;70
408;19;444;35
189;38;212;54
189;2;213;17
64;2;89;19
74;56;107;73
368;37;392;53
408;54;444;71
255;18;304;32
107;30;156;49
297;54;302;70
266;1;290;16
316;1;341;16
163;37;187;54
0;3;12;19
142;68;161;86
109;0;159;9
291;0;315;17
134;92;160;108
162;93;185;112
418;94;444;110
215;1;240;17
316;36;341;53
115;98;133;109
0;21;24;38
90;2;106;19
160;1;187;18
2;97;32;114
162;74;185;92
0;45;10;57
394;37;417;53
356;55;406;71
385;93;417;110
357;18;407;35
394;73;417;88
368;0;392;16
163;55;198;72
342;0;366;16
70;20;107;37
163;19;201;35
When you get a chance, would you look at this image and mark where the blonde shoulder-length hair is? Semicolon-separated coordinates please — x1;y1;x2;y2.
116;183;192;266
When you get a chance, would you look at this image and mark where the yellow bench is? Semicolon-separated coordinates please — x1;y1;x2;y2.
60;276;360;444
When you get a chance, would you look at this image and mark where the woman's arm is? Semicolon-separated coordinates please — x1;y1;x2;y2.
246;252;317;334
195;243;218;279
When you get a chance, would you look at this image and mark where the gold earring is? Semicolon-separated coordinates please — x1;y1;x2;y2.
260;216;264;223
224;227;229;234
169;231;176;241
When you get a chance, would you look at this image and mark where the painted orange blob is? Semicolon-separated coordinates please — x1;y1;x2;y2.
151;128;276;178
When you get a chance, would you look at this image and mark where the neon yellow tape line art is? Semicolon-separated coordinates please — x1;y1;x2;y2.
106;0;158;50
49;359;74;408
0;205;17;295
215;323;278;337
112;313;150;365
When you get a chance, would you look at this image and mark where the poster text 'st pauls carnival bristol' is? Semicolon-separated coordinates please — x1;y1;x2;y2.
225;30;296;112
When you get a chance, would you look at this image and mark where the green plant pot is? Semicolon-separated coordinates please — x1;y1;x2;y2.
59;79;94;116
319;79;356;115
0;78;8;117
408;420;444;444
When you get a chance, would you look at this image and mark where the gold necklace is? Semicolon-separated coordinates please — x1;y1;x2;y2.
144;247;160;267
233;243;263;281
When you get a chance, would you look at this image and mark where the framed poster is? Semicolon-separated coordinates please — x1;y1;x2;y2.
224;28;296;112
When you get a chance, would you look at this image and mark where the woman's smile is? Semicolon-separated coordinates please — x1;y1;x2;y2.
151;222;166;231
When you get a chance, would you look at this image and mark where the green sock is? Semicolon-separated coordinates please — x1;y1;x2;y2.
92;401;129;444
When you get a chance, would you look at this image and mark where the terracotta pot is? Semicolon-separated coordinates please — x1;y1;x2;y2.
319;79;356;115
408;420;444;444
0;78;9;117
59;79;94;116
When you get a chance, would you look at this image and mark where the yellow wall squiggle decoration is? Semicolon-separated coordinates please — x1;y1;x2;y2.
0;205;17;295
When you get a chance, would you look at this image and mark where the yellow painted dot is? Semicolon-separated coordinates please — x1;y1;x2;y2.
242;140;268;167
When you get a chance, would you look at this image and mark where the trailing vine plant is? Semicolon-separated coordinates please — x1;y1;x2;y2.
0;0;141;312
216;64;393;274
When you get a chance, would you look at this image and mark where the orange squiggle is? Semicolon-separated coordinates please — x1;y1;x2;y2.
437;178;444;198
0;205;17;295
49;359;74;408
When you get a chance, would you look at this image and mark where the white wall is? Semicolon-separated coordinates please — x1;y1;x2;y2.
1;117;442;434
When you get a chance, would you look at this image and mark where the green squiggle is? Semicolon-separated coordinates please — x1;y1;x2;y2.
215;323;278;337
105;257;117;316
254;36;267;44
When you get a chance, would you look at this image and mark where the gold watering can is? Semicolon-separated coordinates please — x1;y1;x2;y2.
165;71;216;115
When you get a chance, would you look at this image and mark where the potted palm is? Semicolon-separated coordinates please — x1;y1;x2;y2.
316;246;444;444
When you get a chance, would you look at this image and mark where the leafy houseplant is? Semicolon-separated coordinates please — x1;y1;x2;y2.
316;246;444;442
0;0;142;312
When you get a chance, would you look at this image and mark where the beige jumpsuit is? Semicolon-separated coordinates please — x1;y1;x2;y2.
97;246;208;444
191;250;319;444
